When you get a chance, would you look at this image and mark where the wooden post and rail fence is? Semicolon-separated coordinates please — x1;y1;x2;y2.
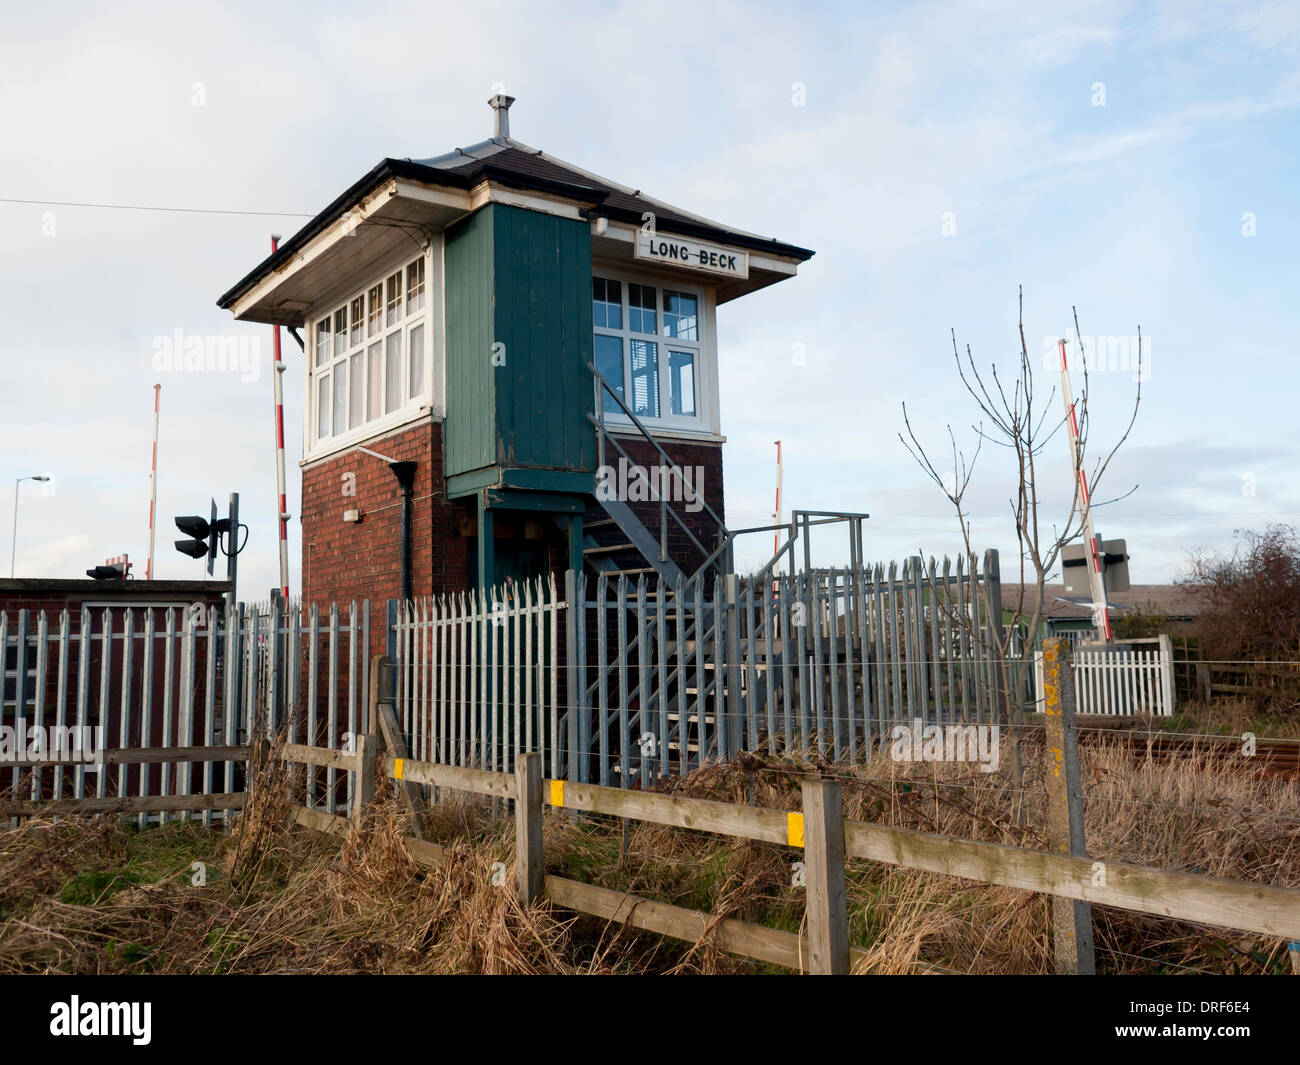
269;647;1300;975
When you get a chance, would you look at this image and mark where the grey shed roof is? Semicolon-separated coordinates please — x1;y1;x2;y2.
1004;584;1203;621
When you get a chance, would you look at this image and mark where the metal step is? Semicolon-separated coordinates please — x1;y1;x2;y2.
594;498;685;584
583;542;637;556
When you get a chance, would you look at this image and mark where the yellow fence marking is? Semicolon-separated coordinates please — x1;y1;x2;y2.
549;780;565;808
394;758;404;781
787;811;805;848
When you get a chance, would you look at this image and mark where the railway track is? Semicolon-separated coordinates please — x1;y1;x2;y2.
1068;724;1300;776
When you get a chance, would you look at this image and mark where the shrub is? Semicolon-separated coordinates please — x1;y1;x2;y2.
1183;524;1300;711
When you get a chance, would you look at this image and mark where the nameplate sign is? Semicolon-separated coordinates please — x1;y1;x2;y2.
634;231;749;279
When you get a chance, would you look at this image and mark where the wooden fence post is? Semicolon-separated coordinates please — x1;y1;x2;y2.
354;733;377;826
369;653;426;839
1041;637;1096;975
515;752;544;906
248;737;271;777
247;737;271;808
800;775;849;974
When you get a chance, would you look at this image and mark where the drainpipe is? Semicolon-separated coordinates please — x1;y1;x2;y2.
389;461;417;602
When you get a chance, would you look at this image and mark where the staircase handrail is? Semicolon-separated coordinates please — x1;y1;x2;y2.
587;362;729;575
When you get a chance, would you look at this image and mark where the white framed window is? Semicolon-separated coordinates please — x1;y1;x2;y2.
593;274;705;429
310;254;431;448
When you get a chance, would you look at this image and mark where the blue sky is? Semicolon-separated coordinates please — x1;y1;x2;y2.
2;0;1297;594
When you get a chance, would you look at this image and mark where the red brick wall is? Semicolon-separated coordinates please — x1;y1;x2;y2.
592;435;726;575
300;419;473;659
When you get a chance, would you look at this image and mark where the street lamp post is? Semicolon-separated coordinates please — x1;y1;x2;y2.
10;475;51;578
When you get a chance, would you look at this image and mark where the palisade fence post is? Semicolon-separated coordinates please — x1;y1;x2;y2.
800;775;850;974
268;588;282;735
1041;636;1096;975
725;573;742;758
354;732;377;826
515;752;544;906
983;549;1006;723
564;569;578;785
386;599;398;661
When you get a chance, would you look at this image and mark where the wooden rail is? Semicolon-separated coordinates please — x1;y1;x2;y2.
0;792;246;818
281;742;361;773
3;744;250;769
1;744;255;819
288;803;351;837
280;744;1300;973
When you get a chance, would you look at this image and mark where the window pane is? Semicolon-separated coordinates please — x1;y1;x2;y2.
593;277;622;330
333;364;347;435
386;272;403;327
317;372;330;439
385;332;402;413
630;339;660;418
663;291;698;341
315;317;331;366
408;323;425;400
629;284;656;335
349;352;365;428
350;296;364;347
668;350;697;416
594;334;624;413
367;342;383;421
333;308;347;357
406;257;425;314
368;284;383;337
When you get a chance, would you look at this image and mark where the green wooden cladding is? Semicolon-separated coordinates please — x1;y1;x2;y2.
444;203;596;493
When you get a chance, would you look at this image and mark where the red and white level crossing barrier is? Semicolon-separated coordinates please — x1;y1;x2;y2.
271;235;290;603
1058;338;1112;641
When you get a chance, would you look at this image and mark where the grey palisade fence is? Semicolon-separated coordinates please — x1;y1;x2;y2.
563;550;1008;788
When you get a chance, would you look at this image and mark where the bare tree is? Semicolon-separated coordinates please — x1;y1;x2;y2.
899;288;1141;797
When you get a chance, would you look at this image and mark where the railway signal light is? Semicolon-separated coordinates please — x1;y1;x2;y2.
170;493;242;602
174;500;221;575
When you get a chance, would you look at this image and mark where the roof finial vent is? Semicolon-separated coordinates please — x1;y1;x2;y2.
488;93;515;139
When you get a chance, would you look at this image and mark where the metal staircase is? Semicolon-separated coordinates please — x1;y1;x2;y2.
585;363;730;584
566;364;871;787
575;500;684;584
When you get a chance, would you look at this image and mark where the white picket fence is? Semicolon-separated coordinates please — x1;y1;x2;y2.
1034;635;1175;717
390;574;565;780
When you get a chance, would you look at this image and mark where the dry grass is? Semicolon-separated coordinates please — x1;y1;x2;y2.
0;735;1296;975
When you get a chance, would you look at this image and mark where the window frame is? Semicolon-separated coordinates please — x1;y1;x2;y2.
591;267;712;434
306;247;436;457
